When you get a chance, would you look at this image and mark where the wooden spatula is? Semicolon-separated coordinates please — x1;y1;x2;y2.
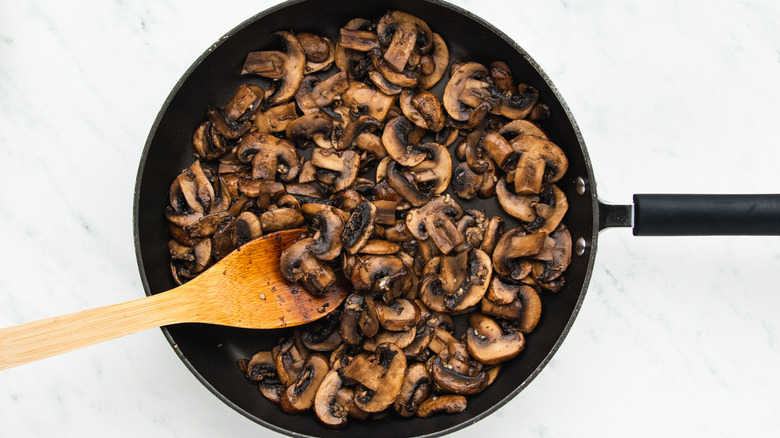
0;229;348;371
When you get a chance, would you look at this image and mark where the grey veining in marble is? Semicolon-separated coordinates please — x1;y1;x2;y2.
2;1;780;437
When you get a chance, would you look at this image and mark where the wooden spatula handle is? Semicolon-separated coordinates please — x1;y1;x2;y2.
0;288;193;371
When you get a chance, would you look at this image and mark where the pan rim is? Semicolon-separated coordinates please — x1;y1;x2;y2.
132;0;600;436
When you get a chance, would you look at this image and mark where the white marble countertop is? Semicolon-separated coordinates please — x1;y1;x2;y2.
2;0;780;437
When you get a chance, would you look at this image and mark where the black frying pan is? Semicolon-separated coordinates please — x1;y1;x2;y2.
132;0;780;436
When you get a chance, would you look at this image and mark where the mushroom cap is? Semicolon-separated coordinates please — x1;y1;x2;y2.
308;208;345;261
510;135;569;194
466;314;526;365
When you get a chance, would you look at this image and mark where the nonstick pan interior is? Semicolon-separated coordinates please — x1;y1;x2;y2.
133;0;599;436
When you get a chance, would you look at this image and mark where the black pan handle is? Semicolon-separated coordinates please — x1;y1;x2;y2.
599;194;780;236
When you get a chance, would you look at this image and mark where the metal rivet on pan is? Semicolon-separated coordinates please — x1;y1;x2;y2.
575;237;587;256
575;177;586;195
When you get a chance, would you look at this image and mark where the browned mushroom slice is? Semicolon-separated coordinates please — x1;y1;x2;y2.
410;142;452;195
307;208;344;261
338;28;380;51
479;216;504;256
280;353;330;414
404;194;464;241
416;395;467;418
376;10;433;54
236;132;301;182
492;228;546;281
340;294;370;346
362;328;416;352
260;207;304;233
297;32;335;73
400;89;445;132
429;354;487;395
516;284;542;333
185;212;230;238
481;130;519;172
279;237;337;295
341;200;377;254
532;224;572;283
274;339;306;387
338;115;382;151
530;184;568;234
252;102;298;133
466;314;525;365
381;116;426;167
241;50;286;78
242;31;305;105
358;239;401;255
295;72;349;114
385;161;433;208
300;310;343;351
443;62;492;121
382;19;418;72
207;107;251;139
422;211;465;255
375;298;420;331
394;363;431;417
369;48;419;88
174;160;215;215
452;162;482;200
489;61;515;93
368;70;403;96
341;81;397;122
310;148;360;193
314;370;352;429
286;113;334;149
486;276;519;305
243;351;284;403
419;249;492;314
342;343;407;413
510;134;568;194
498;119;550;141
480;297;522;321
349;254;412;303
419;33;449;89
191;122;222;161
496;178;539;222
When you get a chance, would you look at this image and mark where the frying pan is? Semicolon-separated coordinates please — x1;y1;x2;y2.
133;0;780;436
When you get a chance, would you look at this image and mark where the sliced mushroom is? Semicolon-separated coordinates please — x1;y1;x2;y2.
296;32;335;73
495;179;539;222
338;27;380;51
349;254;412;303
443;62;491;122
419;249;492;314
341;80;397;122
466;314;525;365
516;284;542;333
279;237;337;295
252;102;299;133
486;276;519;305
307;208;344;261
310;148;360;192
498;119;549;141
416;395;467;418
295;72;349;114
511;135;568;195
280;353;330;414
260;207;304;233
236;132;301;182
342;343;407;413
243;31;306;106
410;142;452;195
394;363;431;417
285;113;334;149
385;161;433;208
481;130;519;172
419;33;449;89
400;89;445;132
362;328;417;352
532;224;572;283
300;310;343;351
429;354;487;395
452;162;482;200
479;216;504;256
314;370;352;429
381;116;426;167
529;184;569;234
375;298;420;331
342;200;377;254
492;228;546;281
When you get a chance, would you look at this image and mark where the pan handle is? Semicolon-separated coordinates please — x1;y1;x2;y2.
600;194;780;236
